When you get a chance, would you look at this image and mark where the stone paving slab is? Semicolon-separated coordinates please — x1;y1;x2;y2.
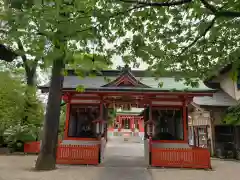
1;141;240;180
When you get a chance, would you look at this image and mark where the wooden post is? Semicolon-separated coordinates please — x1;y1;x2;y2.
64;99;71;139
149;102;153;137
183;100;188;142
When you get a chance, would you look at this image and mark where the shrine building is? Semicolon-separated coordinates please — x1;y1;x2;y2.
108;108;144;138
39;66;214;169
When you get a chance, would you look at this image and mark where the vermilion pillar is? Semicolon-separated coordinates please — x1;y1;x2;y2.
183;100;188;142
139;118;144;132
64;102;70;139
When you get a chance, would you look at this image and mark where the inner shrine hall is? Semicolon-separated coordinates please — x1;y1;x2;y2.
108;108;144;138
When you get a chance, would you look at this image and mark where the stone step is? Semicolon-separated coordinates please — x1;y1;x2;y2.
108;136;143;143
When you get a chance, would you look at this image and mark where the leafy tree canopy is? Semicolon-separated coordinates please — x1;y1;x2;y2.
98;0;240;81
1;0;239;82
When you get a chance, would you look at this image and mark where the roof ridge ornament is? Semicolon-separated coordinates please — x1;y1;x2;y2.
123;64;131;73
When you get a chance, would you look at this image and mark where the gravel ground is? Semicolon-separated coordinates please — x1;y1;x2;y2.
0;139;240;180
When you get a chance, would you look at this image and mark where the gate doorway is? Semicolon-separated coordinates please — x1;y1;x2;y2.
108;108;144;140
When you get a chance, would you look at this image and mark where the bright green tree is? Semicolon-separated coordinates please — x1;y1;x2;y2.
0;71;25;142
0;70;44;149
99;0;240;81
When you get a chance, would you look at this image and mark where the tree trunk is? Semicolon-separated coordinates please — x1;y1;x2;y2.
26;68;36;86
22;68;36;124
35;58;64;170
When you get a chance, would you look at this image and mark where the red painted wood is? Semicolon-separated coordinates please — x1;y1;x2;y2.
151;147;211;169
24;141;40;153
64;102;70;139
24;141;62;154
115;75;138;86
63;91;213;97
56;144;99;165
139;119;144;132
183;101;187;142
64;137;98;141
152;106;182;109
116;115;144;132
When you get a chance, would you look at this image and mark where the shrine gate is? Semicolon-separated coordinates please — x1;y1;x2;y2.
39;66;213;169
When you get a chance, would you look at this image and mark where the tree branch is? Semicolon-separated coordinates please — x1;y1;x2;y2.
121;0;240;18
119;0;192;7
16;39;32;75
199;0;217;13
200;0;240;18
180;17;216;55
217;11;240;18
67;4;147;38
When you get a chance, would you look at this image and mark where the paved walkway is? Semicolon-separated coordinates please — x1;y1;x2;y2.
98;137;151;180
1;139;240;180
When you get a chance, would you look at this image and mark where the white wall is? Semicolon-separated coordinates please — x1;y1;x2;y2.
213;70;240;100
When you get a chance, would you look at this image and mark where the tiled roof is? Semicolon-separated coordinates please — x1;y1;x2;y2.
41;76;214;91
193;91;237;107
40;69;215;92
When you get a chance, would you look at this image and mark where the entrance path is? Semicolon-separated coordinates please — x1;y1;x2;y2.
98;136;151;180
1;143;240;180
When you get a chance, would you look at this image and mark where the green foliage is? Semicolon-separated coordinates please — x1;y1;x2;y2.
98;0;240;81
1;0;113;70
0;71;25;137
59;104;66;139
0;71;44;147
22;87;44;126
3;124;38;147
108;108;117;125
1;0;240;82
224;104;240;125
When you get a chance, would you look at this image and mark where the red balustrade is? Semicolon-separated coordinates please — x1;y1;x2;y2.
24;141;40;154
24;141;62;154
151;147;211;169
56;144;100;165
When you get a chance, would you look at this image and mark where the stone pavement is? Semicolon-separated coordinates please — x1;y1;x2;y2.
1;139;240;180
98;137;151;180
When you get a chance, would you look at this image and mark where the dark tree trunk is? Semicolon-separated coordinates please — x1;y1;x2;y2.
26;68;36;86
22;67;36;124
35;58;64;170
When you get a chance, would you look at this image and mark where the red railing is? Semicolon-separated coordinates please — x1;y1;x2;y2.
56;144;100;165
24;141;40;153
151;147;211;169
24;141;62;154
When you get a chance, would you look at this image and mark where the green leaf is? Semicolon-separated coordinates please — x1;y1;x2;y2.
158;82;163;88
76;85;85;92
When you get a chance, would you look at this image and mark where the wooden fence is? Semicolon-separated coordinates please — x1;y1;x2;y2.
151;147;211;169
56;144;100;165
24;141;40;154
24;141;62;154
24;141;100;165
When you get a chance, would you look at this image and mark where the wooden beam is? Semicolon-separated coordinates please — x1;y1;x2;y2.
63;90;214;97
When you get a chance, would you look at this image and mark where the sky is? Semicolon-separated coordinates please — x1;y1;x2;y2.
111;55;149;70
